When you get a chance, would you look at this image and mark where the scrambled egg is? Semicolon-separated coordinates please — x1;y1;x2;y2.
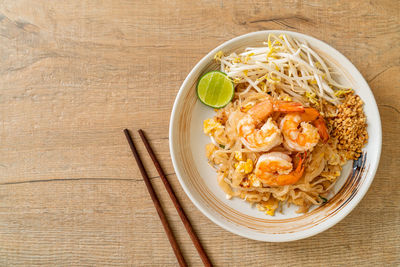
203;118;222;135
248;173;261;188
234;151;244;161
257;198;278;216
265;207;276;216
235;159;253;174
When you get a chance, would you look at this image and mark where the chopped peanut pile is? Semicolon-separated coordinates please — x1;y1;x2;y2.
329;94;368;160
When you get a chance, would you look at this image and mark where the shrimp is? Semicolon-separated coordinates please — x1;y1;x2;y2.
237;99;304;151
254;152;305;186
280;108;329;152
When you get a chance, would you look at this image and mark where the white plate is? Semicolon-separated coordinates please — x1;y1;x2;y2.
169;30;382;242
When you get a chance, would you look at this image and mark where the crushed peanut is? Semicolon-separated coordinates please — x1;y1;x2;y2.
328;93;368;160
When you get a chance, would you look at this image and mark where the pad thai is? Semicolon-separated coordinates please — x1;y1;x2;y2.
203;34;368;215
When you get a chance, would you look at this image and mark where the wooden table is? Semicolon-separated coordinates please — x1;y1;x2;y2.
0;1;399;266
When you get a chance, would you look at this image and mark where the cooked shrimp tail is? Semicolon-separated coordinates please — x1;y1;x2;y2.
254;152;305;186
275;153;305;186
273;101;305;113
300;108;329;143
313;116;329;143
280;107;329;151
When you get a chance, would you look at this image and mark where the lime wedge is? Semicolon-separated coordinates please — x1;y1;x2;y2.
196;71;234;109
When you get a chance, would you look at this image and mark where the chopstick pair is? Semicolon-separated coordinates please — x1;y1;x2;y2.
124;129;212;267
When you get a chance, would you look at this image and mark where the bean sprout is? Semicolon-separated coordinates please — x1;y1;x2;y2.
218;34;350;105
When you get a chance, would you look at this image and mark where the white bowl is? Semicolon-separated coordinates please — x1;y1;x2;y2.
169;30;382;242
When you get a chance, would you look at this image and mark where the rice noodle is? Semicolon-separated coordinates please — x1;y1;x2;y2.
205;34;352;215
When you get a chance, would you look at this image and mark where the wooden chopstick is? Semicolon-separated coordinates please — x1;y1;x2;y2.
138;129;213;267
123;129;187;267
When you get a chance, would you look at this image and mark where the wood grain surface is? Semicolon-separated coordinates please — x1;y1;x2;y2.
0;0;399;266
